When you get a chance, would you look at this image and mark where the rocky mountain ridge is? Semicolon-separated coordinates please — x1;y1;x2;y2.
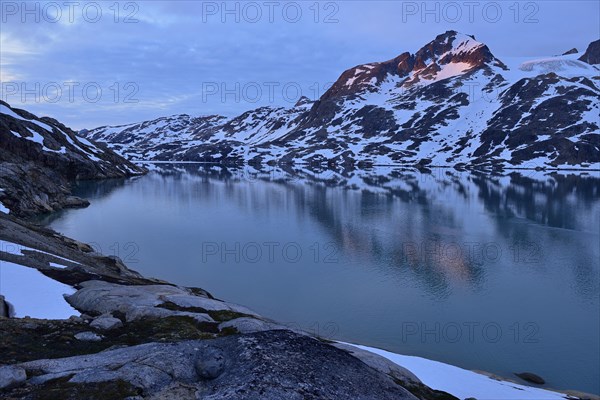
86;31;600;170
0;100;146;216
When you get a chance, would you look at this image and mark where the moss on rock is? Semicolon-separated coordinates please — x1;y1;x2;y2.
3;376;141;400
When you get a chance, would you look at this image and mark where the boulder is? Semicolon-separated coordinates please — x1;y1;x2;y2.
74;331;103;342
90;314;123;331
194;347;225;380
0;366;26;390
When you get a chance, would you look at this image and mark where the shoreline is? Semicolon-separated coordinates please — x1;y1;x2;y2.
134;160;600;172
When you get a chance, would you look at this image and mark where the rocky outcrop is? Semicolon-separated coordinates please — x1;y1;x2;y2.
0;212;160;287
0;101;146;216
579;39;600;65
0;162;90;216
65;280;257;324
5;331;419;400
0;366;26;390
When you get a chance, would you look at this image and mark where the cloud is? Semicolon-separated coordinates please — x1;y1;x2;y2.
1;0;598;130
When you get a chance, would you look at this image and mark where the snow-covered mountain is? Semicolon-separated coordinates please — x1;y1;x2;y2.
0;100;145;215
86;99;314;163
87;31;600;169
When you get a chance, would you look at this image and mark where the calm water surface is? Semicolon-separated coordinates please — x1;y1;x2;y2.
46;164;600;394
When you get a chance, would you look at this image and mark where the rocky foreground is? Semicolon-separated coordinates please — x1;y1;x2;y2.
0;212;449;400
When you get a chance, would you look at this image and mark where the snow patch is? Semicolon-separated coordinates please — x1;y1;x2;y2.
0;104;53;131
0;261;77;319
342;343;569;400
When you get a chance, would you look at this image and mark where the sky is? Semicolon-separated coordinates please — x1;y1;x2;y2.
0;0;598;130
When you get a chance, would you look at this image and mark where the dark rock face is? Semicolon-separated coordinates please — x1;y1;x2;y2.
86;31;600;169
0;162;90;216
0;101;146;216
0;295;10;318
562;48;579;55
579;39;600;65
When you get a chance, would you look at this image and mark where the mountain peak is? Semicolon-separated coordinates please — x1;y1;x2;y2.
433;30;481;50
294;96;313;108
321;31;506;100
562;48;579;56
412;31;501;69
400;30;507;86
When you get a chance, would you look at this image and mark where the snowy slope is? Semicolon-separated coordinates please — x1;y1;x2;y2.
87;101;313;163
0;101;144;176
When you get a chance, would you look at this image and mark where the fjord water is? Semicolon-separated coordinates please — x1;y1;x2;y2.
47;165;600;394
